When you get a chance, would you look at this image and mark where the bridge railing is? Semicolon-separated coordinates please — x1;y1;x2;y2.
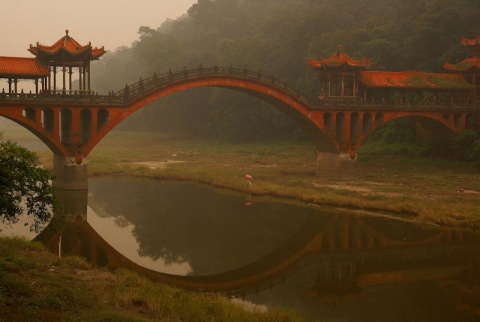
0;90;124;106
115;66;311;105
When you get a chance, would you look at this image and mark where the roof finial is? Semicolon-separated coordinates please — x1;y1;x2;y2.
337;44;343;52
65;29;69;36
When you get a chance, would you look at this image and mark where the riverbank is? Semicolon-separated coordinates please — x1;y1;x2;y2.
37;130;480;229
0;236;303;321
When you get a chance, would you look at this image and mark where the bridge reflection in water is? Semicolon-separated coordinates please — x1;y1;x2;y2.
35;180;480;320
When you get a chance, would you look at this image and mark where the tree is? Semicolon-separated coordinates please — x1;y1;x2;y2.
0;140;55;232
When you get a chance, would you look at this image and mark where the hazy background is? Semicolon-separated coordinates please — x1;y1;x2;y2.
0;0;197;57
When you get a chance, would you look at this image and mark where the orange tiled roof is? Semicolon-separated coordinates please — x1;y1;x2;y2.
359;71;472;90
28;30;105;60
444;57;480;72
461;36;480;49
0;57;49;78
308;45;372;70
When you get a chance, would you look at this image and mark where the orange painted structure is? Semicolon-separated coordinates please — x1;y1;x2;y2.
0;33;479;183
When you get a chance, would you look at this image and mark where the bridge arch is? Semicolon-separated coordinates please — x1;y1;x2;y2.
81;69;337;157
355;113;457;152
0;112;66;155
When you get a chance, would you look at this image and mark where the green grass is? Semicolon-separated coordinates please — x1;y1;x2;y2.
0;236;305;321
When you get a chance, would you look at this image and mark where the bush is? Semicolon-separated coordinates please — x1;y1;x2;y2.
452;130;480;161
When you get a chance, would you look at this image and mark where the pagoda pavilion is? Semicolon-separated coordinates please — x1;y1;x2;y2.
0;30;105;95
308;37;480;106
444;36;480;100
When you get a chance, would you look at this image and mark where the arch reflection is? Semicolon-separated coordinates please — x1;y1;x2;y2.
35;183;480;305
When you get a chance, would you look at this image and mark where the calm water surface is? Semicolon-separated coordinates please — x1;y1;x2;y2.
3;176;480;321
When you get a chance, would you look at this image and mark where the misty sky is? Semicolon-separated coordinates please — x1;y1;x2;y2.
0;0;197;57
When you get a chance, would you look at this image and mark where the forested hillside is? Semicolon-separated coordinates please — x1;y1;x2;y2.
91;0;478;143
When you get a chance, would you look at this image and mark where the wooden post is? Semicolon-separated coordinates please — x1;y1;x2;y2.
62;64;66;93
53;66;57;94
83;64;87;93
48;66;51;92
87;62;91;92
79;65;83;92
69;67;73;91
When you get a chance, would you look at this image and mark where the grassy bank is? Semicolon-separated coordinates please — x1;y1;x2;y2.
35;130;480;228
0;237;303;321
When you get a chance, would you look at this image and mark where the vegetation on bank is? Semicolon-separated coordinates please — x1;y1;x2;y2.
0;139;55;232
0;237;303;321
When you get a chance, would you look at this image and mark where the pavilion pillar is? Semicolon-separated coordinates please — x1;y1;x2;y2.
83;65;87;93
87;64;91;92
69;67;73;92
35;79;39;94
62;64;66;94
8;78;11;93
14;79;18;94
48;66;51;92
341;75;345;96
79;65;83;92
53;66;57;94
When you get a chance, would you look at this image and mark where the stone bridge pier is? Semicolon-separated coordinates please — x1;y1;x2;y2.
316;151;357;175
52;154;88;190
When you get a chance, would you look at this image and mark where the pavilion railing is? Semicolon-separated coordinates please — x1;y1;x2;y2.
310;96;480;111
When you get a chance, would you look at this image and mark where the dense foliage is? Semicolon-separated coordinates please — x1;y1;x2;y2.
91;0;478;145
0;140;55;231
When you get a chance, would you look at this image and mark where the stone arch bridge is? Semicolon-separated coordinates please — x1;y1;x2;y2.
1;66;479;189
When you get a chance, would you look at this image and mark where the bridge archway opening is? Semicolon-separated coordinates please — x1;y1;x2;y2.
350;112;360;146
359;115;456;155
466;113;477;131
60;109;72;145
375;113;384;127
81;110;92;145
363;112;373;133
0;117;52;153
97;109;109;131
336;113;345;145
442;113;450;123
454;114;463;131
324;112;332;131
23;107;36;122
108;80;338;156
42;108;55;134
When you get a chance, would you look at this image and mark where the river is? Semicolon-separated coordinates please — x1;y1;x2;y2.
2;176;480;321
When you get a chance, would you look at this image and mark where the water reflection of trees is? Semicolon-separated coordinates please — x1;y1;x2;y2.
88;177;319;275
